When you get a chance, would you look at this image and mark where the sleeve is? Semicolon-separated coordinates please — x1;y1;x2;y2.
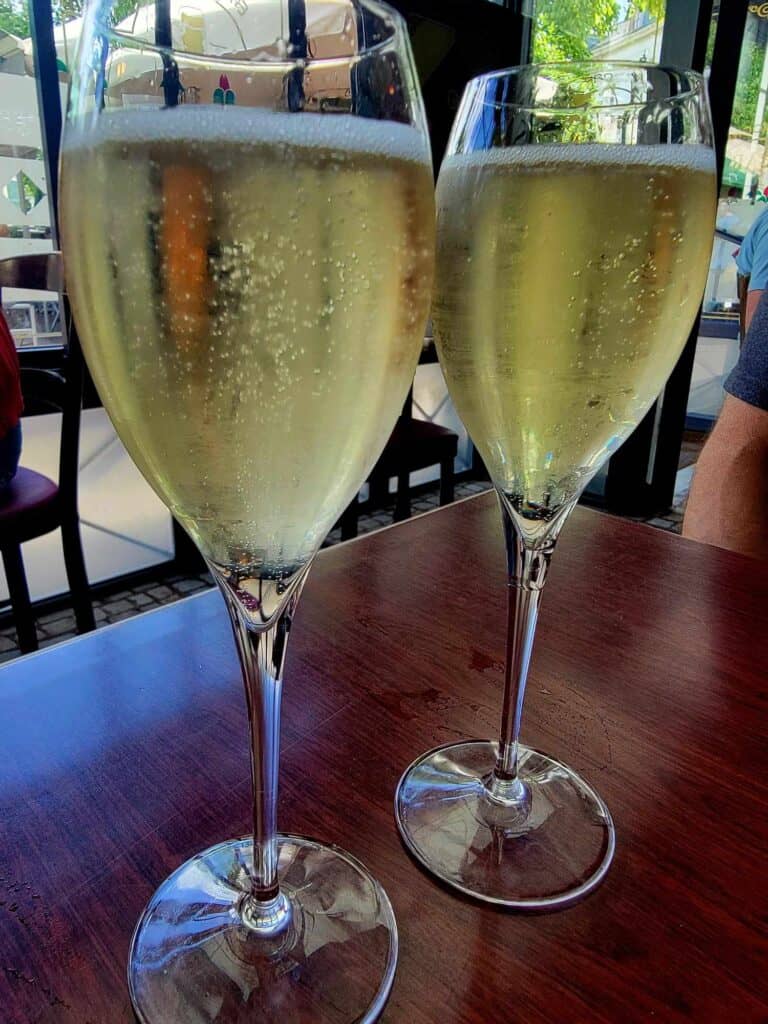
745;223;768;290
724;290;768;411
735;240;750;277
735;214;758;276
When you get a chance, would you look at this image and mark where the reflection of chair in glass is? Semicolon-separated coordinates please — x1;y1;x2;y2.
0;253;95;653
340;385;458;540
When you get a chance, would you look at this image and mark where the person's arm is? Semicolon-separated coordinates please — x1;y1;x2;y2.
744;231;768;332
683;288;768;558
745;288;764;333
682;395;768;559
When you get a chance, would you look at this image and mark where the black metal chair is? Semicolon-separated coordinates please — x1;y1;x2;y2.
339;385;458;540
0;253;95;652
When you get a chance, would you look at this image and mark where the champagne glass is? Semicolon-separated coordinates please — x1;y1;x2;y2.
60;0;434;1018
395;62;715;910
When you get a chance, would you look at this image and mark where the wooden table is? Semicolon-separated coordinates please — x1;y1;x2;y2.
1;493;766;1023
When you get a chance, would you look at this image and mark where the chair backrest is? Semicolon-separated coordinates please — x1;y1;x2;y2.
0;252;62;293
19;367;66;417
0;252;85;511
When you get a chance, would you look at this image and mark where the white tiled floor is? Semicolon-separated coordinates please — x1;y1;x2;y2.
0;409;174;603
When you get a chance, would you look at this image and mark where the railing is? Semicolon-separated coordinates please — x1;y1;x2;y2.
3;297;63;347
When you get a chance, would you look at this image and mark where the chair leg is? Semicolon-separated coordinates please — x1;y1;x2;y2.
394;469;411;522
60;518;96;635
339;496;359;541
368;471;389;512
439;456;455;506
2;544;38;653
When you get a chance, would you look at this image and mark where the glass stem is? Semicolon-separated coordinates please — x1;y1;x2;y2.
495;557;545;783
491;491;575;796
215;564;309;931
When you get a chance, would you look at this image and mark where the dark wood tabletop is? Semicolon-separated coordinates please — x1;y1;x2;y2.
1;492;766;1023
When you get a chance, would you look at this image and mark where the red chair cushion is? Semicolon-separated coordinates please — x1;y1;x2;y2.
0;467;60;542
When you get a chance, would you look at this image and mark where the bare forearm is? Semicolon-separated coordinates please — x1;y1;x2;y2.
683;418;768;560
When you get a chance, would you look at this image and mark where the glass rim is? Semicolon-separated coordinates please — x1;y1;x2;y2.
468;60;706;114
95;0;407;68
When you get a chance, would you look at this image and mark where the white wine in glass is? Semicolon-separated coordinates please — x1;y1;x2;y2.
61;1;434;1019
396;62;716;910
62;106;433;575
435;143;715;511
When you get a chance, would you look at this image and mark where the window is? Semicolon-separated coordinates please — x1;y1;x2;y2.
0;9;65;346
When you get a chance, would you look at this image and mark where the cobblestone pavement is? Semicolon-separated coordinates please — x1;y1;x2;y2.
0;572;214;664
0;478;682;665
0;479;491;664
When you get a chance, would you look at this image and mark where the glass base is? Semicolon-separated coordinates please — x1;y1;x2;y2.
129;835;398;1023
395;740;615;910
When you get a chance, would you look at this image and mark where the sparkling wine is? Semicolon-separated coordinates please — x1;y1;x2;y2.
433;143;715;512
62;106;434;572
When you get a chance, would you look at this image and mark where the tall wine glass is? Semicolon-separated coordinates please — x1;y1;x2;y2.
60;0;434;1017
395;62;715;910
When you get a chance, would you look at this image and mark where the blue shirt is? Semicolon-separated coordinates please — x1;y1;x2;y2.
725;289;768;410
735;208;768;289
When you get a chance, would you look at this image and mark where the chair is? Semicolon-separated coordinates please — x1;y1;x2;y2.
340;385;458;540
0;253;95;653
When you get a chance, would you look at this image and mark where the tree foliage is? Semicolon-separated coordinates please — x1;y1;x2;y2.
732;36;766;137
532;0;664;63
628;0;665;21
54;0;137;24
0;0;29;38
0;0;137;39
533;0;621;63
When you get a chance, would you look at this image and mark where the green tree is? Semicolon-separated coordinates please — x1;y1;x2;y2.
731;36;766;137
532;0;665;64
0;0;30;38
533;0;621;63
0;0;139;38
628;0;665;20
53;0;138;25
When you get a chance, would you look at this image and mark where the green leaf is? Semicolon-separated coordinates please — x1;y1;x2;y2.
0;0;30;39
533;0;621;64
